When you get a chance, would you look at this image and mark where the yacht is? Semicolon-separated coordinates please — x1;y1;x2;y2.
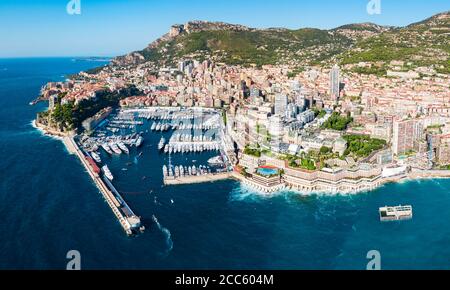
135;136;144;147
91;152;102;163
158;138;166;151
208;156;223;166
101;143;113;155
102;165;114;181
118;143;129;154
110;143;122;154
180;166;185;177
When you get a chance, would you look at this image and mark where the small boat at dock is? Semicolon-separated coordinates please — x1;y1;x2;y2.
118;143;129;154
135;136;144;147
102;165;114;181
91;152;102;163
158;138;166;151
110;143;122;155
101;144;113;155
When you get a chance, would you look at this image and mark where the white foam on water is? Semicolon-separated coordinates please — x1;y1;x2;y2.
230;181;376;204
30;120;63;141
229;183;283;202
153;216;173;256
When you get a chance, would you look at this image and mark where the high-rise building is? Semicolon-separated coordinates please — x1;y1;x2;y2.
295;95;306;112
330;64;340;101
274;94;288;116
286;103;298;119
392;119;423;155
178;61;186;72
269;115;284;152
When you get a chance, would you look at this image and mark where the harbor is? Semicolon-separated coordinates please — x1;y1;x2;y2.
64;107;235;235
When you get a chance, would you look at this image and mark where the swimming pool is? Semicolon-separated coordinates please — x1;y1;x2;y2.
257;167;279;176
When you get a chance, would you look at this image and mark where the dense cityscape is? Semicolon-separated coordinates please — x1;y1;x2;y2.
34;12;450;199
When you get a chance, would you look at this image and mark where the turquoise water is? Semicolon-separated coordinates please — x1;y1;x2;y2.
257;167;279;176
1;58;450;270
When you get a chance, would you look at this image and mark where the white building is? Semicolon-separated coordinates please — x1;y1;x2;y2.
330;64;340;101
274;94;288;116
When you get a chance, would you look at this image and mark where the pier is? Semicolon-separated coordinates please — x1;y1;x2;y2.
64;136;143;236
164;172;232;185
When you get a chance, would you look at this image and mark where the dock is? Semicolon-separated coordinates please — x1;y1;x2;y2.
164;172;232;185
64;137;143;236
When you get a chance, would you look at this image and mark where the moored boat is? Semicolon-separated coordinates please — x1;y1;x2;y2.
91;152;102;163
101;143;113;155
118;143;129;154
102;165;114;181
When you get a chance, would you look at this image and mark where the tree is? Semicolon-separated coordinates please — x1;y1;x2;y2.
320;146;332;155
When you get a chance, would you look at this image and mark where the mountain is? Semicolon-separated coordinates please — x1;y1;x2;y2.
340;11;450;75
332;23;394;40
112;20;353;68
108;12;449;75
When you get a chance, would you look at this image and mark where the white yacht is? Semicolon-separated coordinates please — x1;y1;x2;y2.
135;136;144;147
110;143;122;154
102;165;114;181
158;138;165;151
91;152;102;163
118;143;129;154
101;143;113;155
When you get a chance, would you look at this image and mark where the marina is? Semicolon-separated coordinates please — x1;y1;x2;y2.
70;107;234;235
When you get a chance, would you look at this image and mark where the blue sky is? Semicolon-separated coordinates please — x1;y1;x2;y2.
0;0;448;57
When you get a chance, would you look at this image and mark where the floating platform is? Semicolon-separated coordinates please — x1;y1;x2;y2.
379;205;413;222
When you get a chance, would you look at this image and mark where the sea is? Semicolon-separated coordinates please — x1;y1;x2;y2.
1;57;450;270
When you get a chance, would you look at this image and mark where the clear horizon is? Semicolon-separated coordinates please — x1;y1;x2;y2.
0;0;448;58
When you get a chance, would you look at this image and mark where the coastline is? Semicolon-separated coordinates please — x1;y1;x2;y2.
33;118;450;197
32;119;74;139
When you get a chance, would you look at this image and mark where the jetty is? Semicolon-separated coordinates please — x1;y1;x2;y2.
164;172;232;185
64;136;144;236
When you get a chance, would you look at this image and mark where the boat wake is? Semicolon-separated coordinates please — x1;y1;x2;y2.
152;215;173;256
